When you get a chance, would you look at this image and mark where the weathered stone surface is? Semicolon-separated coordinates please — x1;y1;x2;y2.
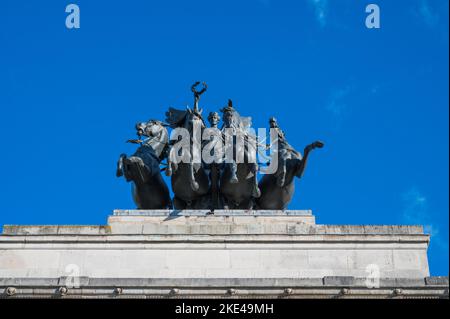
323;276;355;286
0;211;432;284
2;225;111;236
425;276;449;286
112;210;314;217
3;210;427;237
0;276;448;299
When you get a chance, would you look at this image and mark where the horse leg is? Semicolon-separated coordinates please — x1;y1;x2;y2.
116;154;126;177
210;164;220;210
128;156;149;184
173;197;187;210
230;162;238;184
165;158;173;176
246;198;256;210
189;163;200;191
276;151;287;187
231;201;240;209
166;160;179;177
222;197;230;210
251;164;261;198
165;148;176;176
296;141;324;178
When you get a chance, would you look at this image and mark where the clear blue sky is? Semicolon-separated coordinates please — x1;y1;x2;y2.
0;0;448;275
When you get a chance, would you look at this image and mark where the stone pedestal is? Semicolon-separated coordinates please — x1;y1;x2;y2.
0;210;448;298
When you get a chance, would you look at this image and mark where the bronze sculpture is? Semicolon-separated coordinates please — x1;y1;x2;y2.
164;107;210;209
257;118;324;209
206;112;223;209
116;120;172;209
219;100;261;209
116;82;324;210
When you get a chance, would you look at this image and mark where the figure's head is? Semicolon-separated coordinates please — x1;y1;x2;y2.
220;99;235;127
208;112;220;127
186;108;205;131
269;117;278;128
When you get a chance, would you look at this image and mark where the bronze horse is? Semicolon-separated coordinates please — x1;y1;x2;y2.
257;141;324;210
116;120;172;209
165;106;210;209
219;100;261;209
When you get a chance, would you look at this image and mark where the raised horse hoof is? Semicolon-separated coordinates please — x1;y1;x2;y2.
116;154;126;177
312;141;325;149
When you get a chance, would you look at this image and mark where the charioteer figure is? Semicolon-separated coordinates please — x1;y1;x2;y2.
219;100;261;208
269;117;301;187
207;111;223;209
208;111;220;129
220;100;242;184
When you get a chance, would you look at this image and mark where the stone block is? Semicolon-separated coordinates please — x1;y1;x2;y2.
323;276;355;286
0;210;432;281
425;276;449;286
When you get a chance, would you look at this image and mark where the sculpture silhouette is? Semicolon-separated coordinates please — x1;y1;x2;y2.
257;140;324;210
219;100;261;209
165;106;210;209
116;120;172;209
116;82;325;211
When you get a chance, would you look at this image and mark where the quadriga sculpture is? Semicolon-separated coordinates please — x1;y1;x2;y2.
164;82;211;209
116;82;324;211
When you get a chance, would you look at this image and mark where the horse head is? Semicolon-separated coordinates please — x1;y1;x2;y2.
134;120;169;160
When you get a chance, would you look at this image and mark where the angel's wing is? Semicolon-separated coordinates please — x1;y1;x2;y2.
165;107;187;128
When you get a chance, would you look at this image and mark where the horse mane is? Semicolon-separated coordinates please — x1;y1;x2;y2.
165;107;206;130
142;121;170;160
